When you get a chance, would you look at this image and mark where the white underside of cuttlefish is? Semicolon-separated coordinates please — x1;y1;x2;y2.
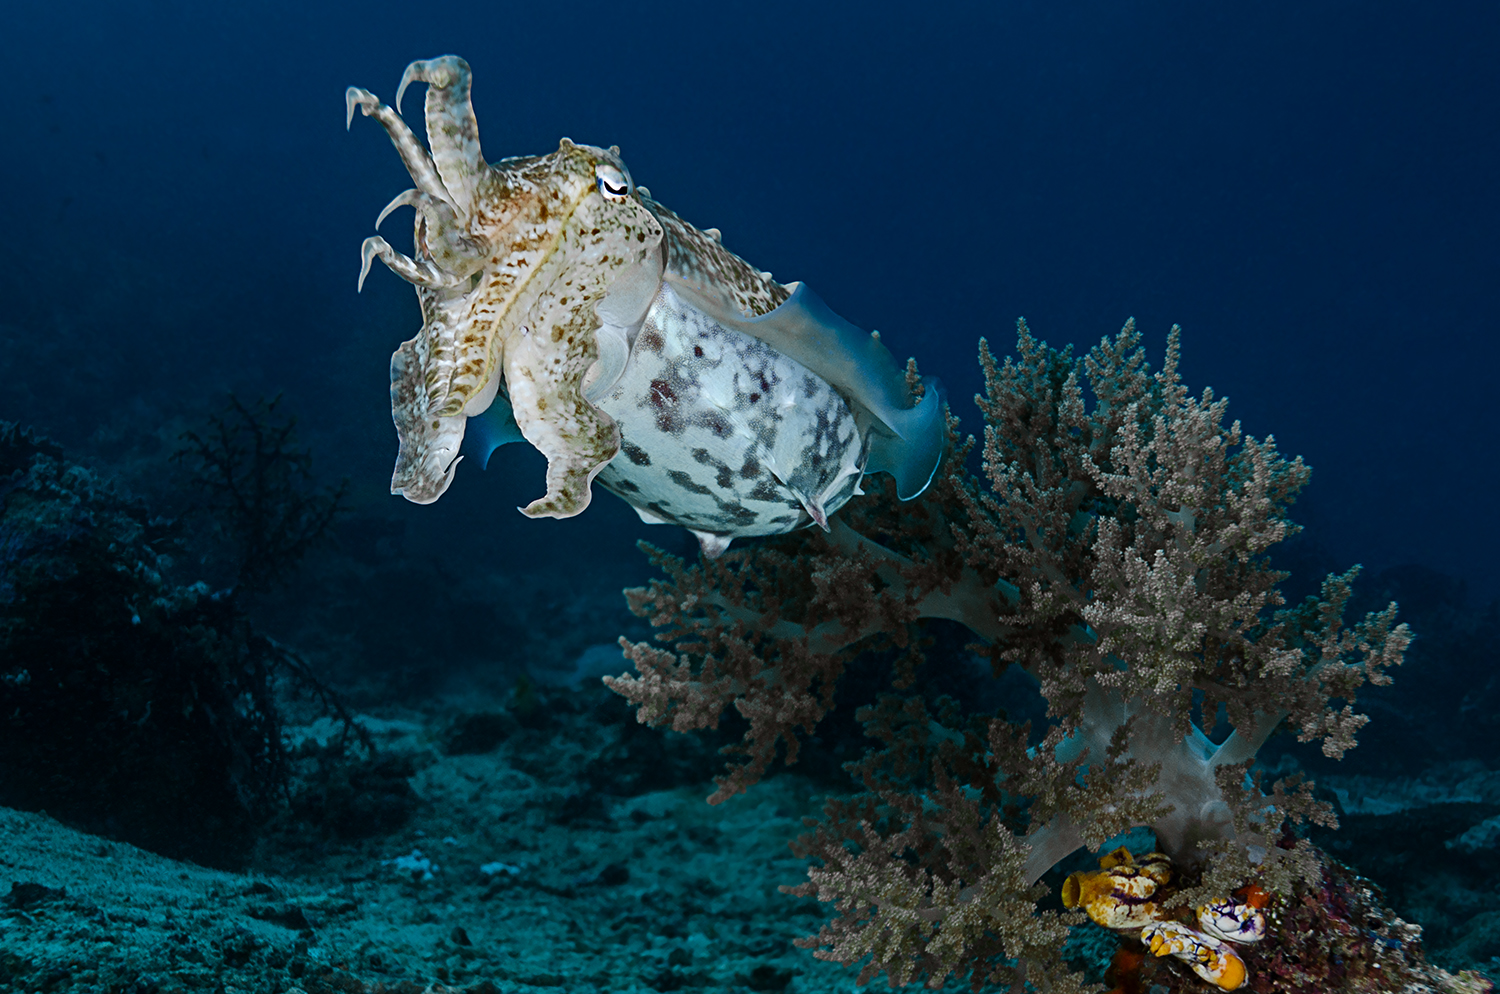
349;56;945;556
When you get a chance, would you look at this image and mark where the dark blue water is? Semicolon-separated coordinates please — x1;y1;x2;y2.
3;0;1493;602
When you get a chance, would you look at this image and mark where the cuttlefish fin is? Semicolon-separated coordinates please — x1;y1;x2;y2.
463;389;526;470
862;375;946;499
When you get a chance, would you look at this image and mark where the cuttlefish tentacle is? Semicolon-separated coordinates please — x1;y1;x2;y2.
375;188;489;279
375;188;423;230
359;235;465;292
397;56;484;221
345;87;455;212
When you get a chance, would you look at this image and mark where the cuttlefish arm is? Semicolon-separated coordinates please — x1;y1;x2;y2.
501;228;625;520
352;56;663;516
397;57;484;221
345;84;453;213
348;57;491;293
350;64;488;505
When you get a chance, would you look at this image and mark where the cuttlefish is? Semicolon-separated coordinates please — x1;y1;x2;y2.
348;55;944;557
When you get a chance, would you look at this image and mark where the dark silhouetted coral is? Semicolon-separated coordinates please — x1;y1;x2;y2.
0;416;365;868
173;394;348;597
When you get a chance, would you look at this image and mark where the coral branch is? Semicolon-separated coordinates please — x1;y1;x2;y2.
174;395;349;597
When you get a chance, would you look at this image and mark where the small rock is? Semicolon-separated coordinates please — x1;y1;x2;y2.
440;711;518;754
745;964;794;992
596;862;630;887
4;881;65;909
246;903;312;930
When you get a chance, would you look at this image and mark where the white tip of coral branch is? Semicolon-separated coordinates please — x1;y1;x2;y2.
376;189;420;230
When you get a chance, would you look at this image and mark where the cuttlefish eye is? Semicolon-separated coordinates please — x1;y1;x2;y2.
595;163;631;200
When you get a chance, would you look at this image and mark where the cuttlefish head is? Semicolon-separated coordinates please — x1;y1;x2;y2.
350;55;664;515
467;140;666;518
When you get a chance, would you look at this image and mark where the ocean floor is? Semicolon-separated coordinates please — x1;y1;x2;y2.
0;685;859;994
1;676;1497;994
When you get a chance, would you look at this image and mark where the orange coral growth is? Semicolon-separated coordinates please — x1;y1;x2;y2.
1236;883;1272;910
1105;943;1148;994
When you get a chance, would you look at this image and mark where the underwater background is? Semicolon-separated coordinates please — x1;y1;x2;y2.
1;1;1497;992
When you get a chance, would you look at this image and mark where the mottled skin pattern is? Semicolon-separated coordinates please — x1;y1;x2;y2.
349;56;922;554
642;197;789;318
348;56;662;516
595;284;865;540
